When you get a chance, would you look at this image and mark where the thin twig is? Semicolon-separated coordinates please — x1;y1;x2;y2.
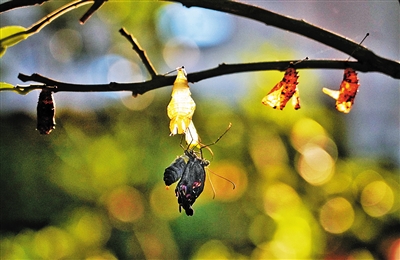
119;27;158;79
0;0;49;13
0;0;93;47
14;60;378;96
1;0;399;79
27;0;93;34
79;0;107;24
167;0;400;79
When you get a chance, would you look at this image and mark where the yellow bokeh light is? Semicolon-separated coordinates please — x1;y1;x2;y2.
136;233;164;260
163;37;200;68
192;240;232;260
348;249;374;260
323;164;353;195
320;197;354;234
352;170;383;196
350;207;377;242
1;233;33;259
149;182;181;220
290;118;326;152
105;186;144;223
49;29;82;63
271;216;312;259
120;91;155;111
86;251;118;260
252;241;279;260
66;208;111;249
33;226;75;259
263;182;302;219
248;215;276;246
297;144;334;185
86;136;129;193
388;238;400;260
96;0;131;24
204;161;248;202
250;130;288;171
361;180;394;217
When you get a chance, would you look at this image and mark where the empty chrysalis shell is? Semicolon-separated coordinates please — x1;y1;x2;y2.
323;68;360;113
262;65;300;110
167;67;196;135
185;120;200;149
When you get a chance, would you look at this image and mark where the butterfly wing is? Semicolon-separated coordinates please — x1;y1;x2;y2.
175;151;207;216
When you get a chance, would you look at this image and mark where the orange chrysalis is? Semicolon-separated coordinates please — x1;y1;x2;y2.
167;67;196;135
322;68;360;113
262;64;300;110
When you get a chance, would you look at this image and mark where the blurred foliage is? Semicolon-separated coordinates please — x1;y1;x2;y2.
1;87;399;259
1;1;399;260
0;25;27;57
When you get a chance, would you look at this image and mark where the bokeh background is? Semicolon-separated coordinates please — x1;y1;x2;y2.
1;1;399;259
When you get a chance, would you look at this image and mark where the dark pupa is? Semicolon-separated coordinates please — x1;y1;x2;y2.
37;89;56;135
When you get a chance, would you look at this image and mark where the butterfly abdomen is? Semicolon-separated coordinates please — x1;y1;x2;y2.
164;156;187;186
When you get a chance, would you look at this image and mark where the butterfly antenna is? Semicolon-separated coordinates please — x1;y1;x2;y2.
202;123;232;148
179;134;186;150
200;122;231;161
201;145;214;161
207;170;217;199
208;168;236;190
346;33;369;62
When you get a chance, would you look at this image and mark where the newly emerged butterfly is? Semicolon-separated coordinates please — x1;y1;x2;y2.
167;66;196;135
322;68;360;113
163;150;208;216
175;149;209;216
262;64;301;110
163;123;233;216
37;88;56;135
164;121;200;188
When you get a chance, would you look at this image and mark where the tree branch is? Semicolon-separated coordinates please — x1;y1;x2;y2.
2;0;399;98
118;28;158;79
79;0;107;24
1;0;398;79
0;0;93;49
26;0;93;34
0;0;49;13
15;60;375;95
167;0;400;79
